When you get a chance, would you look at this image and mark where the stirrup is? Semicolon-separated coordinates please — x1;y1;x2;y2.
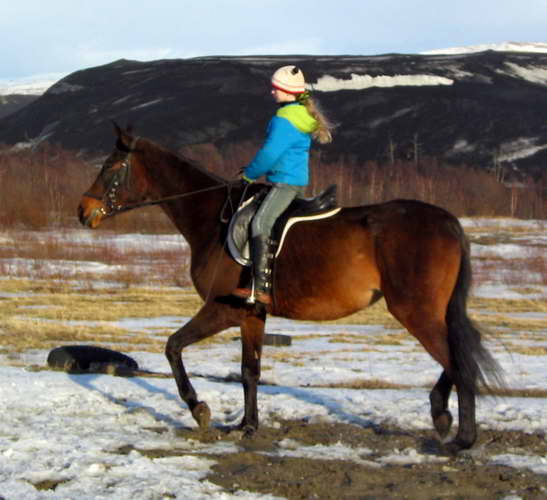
232;287;252;299
254;290;272;305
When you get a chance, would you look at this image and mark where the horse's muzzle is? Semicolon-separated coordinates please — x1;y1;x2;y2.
78;199;106;228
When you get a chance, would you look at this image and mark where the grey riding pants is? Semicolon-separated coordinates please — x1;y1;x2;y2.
251;183;305;238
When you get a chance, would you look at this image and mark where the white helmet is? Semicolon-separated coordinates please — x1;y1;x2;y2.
271;65;306;94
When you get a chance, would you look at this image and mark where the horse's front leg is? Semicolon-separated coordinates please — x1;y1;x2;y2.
239;311;266;436
165;302;238;430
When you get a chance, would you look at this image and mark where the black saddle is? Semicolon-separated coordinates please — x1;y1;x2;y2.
227;184;339;266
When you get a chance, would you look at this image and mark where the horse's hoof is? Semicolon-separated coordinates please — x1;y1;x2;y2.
442;437;473;456
433;410;453;439
191;402;211;431
240;424;257;438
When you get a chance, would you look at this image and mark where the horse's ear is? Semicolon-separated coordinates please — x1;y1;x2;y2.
111;120;132;149
111;120;123;138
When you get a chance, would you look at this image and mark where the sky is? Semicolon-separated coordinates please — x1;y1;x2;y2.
2;0;546;81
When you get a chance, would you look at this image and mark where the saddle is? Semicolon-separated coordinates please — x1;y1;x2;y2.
227;184;340;266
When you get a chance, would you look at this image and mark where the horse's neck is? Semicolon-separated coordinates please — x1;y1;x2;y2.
143;145;226;250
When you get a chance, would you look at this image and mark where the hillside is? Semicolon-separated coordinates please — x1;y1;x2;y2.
0;74;60;119
1;51;546;178
0;95;38;119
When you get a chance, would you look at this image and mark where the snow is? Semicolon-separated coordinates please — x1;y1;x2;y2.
451;139;475;153
312;73;453;92
0;347;545;499
47;82;86;95
130;99;165;111
0;73;66;96
0;220;545;498
496;137;547;162
421;41;547;55
491;454;547;476
498;62;547;85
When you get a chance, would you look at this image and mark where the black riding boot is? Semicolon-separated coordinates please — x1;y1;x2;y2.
250;235;273;305
232;235;273;304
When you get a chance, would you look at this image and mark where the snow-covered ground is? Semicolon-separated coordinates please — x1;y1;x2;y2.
0;218;545;499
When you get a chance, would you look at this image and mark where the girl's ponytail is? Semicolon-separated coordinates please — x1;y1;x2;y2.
298;92;333;144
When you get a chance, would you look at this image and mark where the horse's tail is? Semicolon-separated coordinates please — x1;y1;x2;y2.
445;229;505;396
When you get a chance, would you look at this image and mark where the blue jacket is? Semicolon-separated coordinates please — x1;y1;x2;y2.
244;103;318;186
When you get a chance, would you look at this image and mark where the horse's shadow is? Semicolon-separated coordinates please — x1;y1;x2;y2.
69;370;378;430
259;384;379;429
68;371;435;451
68;372;183;428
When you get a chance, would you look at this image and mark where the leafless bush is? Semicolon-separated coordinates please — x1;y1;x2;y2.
1;142;544;234
0;144;177;232
307;154;545;219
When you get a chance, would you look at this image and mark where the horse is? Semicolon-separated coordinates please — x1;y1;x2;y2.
77;124;503;454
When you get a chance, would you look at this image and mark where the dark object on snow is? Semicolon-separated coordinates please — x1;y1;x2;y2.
47;345;139;374
232;333;292;346
264;334;292;346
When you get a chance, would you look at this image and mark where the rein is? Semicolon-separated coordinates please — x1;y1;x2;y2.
105;183;232;217
85;137;238;220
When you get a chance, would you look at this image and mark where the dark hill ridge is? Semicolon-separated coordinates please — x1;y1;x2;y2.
0;95;38;119
1;52;546;177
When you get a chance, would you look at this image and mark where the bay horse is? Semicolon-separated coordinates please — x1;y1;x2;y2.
78;124;502;454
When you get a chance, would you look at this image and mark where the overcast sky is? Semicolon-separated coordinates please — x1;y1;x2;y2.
2;0;546;80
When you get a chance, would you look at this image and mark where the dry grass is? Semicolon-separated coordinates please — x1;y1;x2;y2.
0;230;191;287
0;222;545;407
0;316;162;354
1;278;546;354
310;380;547;398
0;279;202;353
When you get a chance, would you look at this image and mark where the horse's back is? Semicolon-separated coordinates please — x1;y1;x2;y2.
356;199;465;321
272;199;465;321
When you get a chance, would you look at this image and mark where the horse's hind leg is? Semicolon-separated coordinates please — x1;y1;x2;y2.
165;302;239;430
239;311;266;435
430;371;454;439
392;312;477;453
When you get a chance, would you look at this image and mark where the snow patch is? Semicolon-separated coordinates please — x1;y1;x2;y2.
499;62;547;85
368;107;415;128
47;82;85;95
490;454;547;476
312;73;453;92
11;121;61;151
451;139;476;154
130;98;164;111
497;137;547;162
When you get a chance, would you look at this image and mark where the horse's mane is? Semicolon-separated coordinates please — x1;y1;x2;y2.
136;136;229;185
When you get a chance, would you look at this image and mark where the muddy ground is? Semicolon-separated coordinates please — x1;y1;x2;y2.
124;419;546;499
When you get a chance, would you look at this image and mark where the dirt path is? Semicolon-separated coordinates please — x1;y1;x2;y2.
131;420;546;499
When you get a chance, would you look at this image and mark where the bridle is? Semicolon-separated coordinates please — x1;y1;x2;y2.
83;136;140;217
84;137;234;219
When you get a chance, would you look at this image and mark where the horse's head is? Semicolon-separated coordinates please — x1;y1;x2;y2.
78;123;150;228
